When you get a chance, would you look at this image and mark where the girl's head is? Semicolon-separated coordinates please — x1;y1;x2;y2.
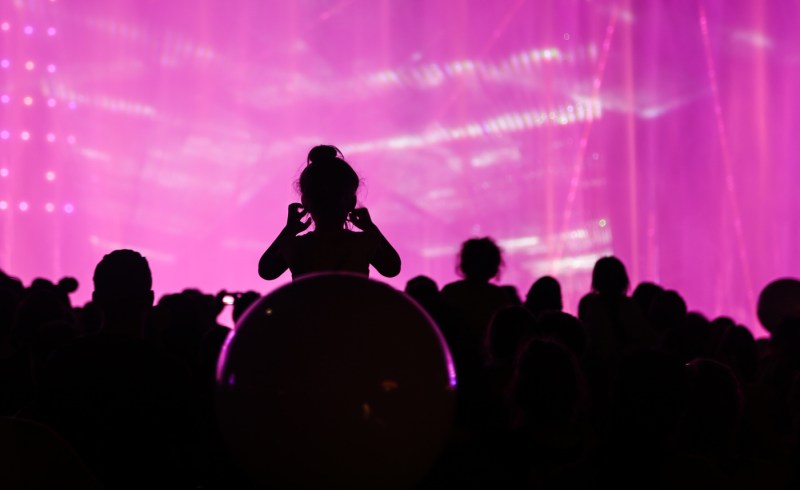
458;237;503;282
298;145;360;228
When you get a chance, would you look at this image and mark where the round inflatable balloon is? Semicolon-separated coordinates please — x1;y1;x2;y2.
216;273;456;490
757;278;800;334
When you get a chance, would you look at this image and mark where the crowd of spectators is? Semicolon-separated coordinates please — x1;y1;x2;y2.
1;239;799;489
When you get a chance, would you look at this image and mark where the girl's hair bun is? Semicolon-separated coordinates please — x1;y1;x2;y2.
307;145;342;165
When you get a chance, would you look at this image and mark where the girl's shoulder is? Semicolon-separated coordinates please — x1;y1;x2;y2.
290;229;371;244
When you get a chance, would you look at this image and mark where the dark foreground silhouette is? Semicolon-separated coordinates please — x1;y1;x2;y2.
2;236;800;488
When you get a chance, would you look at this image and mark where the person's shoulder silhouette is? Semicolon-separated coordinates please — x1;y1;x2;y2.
33;249;191;488
259;145;400;280
441;237;511;337
579;256;654;358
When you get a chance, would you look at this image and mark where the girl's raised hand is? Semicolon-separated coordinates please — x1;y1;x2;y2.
285;203;312;235
348;208;375;231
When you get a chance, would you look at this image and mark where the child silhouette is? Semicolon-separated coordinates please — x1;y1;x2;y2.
258;145;401;280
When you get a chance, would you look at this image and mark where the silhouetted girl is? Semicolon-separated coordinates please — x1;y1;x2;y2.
258;145;401;280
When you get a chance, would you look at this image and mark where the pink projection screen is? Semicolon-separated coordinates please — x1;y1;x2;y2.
1;0;799;336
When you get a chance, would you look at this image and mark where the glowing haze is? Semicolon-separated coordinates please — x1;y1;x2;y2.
1;0;798;336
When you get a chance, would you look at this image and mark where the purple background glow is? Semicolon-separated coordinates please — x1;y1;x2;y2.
2;0;799;336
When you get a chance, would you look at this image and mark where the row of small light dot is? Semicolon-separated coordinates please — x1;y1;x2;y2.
0;131;76;144
1;22;57;36
0;169;69;213
0;59;57;72
0;54;56;73
0;168;58;181
0;201;74;213
0;67;58;109
2;94;49;104
2;95;75;109
0;80;60;111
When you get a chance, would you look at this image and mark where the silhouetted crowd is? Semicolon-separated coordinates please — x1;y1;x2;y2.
2;239;800;489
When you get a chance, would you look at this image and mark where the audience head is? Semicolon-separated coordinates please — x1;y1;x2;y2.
158;289;218;327
591;256;629;296
457;237;502;282
484;306;536;365
405;275;439;304
769;316;800;361
717;325;757;383
524;275;563;317
298;145;359;228
661;311;713;363
154;289;221;359
632;281;663;315
92;249;154;330
679;359;743;456
709;316;736;349
535;311;587;359
511;339;586;430
757;278;800;335
12;287;76;357
30;277;72;310
0;271;24;298
648;290;687;333
30;278;56;290
57;276;79;294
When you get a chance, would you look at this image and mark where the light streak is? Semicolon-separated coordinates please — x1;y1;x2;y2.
553;7;619;268
698;3;756;314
